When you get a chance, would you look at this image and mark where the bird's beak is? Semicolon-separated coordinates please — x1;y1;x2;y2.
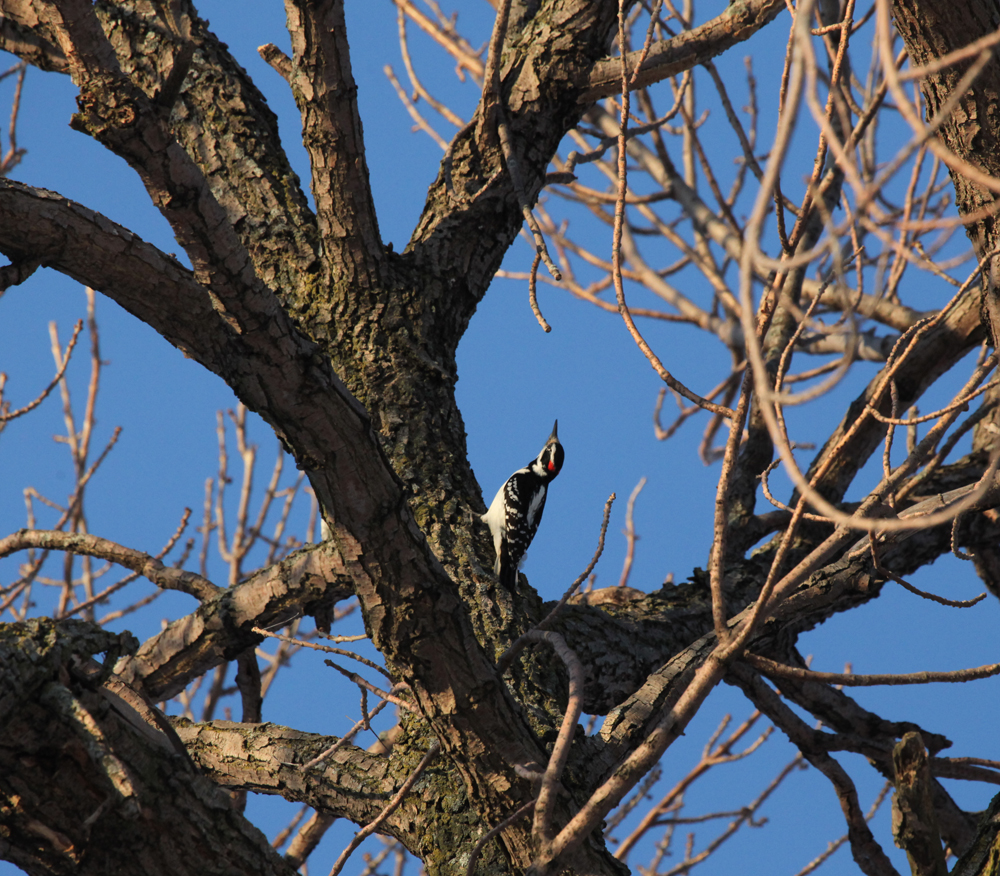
549;420;559;441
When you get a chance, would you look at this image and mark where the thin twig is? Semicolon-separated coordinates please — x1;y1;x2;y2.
254;627;392;678
396;6;464;127
870;540;987;608
385;64;449;150
745;653;1000;686
0;320;83;422
299;694;396;772
465;800;535;876
328;741;441;876
498;632;584;845
496;108;563;281
528;252;551;332
324;660;417;712
791;783;892;876
618;477;645;588
607;22;733;418
498;494;615;665
477;0;513;140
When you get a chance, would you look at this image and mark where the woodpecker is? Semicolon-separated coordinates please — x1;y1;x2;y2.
481;420;564;588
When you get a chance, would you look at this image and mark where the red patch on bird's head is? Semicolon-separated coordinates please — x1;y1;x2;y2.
547;461;556;472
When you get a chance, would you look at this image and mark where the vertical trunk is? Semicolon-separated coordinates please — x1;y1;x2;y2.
891;0;1000;345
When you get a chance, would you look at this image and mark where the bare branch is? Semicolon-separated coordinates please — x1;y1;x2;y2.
745;654;1000;687
0;529;221;602
617;477;646;589
730;663;902;876
496;108;562;281
582;0;787;101
0;319;82;423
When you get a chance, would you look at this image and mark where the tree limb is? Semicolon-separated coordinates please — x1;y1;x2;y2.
281;0;385;289
0;529;223;602
582;0;787;101
0;618;298;876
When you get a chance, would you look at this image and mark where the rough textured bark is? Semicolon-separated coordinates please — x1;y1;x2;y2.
0;620;298;876
891;732;948;876
891;0;1000;345
950;793;1000;876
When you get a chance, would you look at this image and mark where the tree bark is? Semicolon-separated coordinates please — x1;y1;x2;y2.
0;619;297;876
1;0;1000;873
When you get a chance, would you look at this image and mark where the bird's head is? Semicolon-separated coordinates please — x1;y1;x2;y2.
537;419;564;479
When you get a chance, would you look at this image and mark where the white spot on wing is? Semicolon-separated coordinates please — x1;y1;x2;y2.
527;485;546;527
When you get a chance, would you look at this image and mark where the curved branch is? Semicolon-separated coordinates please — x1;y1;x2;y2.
0;529;222;602
0;179;231;372
582;0;787;102
0;318;82;422
745;653;1000;686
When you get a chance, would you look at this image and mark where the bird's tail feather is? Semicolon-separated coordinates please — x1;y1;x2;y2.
497;542;516;589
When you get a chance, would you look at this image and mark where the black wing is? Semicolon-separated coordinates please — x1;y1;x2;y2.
498;472;547;587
